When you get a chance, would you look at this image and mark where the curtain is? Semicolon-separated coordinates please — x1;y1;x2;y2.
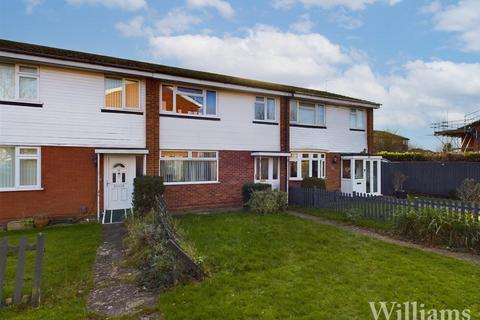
19;76;38;99
20;159;37;186
0;147;15;188
0;63;15;100
160;160;217;183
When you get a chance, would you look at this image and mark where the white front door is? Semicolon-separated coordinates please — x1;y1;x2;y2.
254;157;280;190
341;157;382;195
105;155;136;210
352;158;365;194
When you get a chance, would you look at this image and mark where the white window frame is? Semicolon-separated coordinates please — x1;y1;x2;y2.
289;152;326;180
350;108;366;130
290;101;326;126
254;96;276;122
104;77;142;111
0;146;42;192
159;150;219;185
0;63;40;102
160;84;218;117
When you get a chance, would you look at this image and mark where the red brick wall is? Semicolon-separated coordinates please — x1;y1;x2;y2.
146;78;160;176
367;108;374;153
164;150;254;211
0;146;97;224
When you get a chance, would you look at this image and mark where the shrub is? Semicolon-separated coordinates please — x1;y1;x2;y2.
378;151;480;162
392;171;407;191
124;211;204;290
132;176;165;215
248;190;288;214
394;207;480;252
301;177;326;189
457;178;480;203
242;183;271;205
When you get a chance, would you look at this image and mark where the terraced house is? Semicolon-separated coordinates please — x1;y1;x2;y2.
0;39;382;224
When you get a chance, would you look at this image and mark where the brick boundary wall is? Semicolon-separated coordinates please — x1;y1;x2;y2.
0;146;97;224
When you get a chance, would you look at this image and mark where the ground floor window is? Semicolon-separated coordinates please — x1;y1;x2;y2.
290;152;325;180
0;146;41;190
160;150;218;184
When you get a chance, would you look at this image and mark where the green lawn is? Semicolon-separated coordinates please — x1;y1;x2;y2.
160;213;480;319
0;223;101;320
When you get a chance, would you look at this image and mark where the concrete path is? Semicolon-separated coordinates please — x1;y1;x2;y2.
288;211;480;264
87;224;160;319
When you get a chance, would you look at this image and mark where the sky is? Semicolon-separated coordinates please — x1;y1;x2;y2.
1;0;480;150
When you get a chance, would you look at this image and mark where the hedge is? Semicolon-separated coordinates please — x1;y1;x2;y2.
132;176;165;214
242;183;271;205
378;151;480;162
300;177;326;189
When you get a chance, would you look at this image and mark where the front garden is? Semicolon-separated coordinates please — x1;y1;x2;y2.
159;213;480;319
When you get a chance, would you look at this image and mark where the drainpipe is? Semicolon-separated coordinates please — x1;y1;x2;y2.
96;153;100;223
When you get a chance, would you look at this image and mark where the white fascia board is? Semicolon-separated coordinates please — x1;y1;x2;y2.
251;152;291;157
0;51;290;96
293;93;380;109
95;149;149;154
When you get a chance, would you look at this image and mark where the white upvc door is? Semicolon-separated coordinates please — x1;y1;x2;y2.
105;155;136;210
341;157;382;195
352;159;365;194
254;157;280;190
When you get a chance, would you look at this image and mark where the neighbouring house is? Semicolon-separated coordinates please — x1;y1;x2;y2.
373;130;409;152
0;39;381;224
432;110;480;152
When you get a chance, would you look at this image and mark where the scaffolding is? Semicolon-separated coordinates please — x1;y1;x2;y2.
431;109;480;152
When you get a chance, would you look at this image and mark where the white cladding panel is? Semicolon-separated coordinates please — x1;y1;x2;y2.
0;65;146;148
159;90;280;151
290;105;367;153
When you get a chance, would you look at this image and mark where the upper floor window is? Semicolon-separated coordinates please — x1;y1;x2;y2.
0;63;39;101
0;146;41;191
290;101;325;126
350;108;365;130
105;77;140;110
161;85;217;117
254;97;276;121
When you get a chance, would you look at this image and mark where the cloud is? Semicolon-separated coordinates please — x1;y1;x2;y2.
186;0;235;18
272;0;401;11
426;0;480;52
115;16;146;37
66;0;147;11
289;14;314;33
153;8;202;35
330;8;364;29
24;0;42;14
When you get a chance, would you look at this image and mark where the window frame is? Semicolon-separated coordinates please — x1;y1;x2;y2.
160;84;218;118
289;152;326;180
290;100;326;127
159;150;219;185
0;63;40;102
104;76;142;112
350;108;366;130
0;146;42;192
254;96;276;122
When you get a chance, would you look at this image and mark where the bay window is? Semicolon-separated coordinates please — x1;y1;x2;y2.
105;77;140;110
350;108;365;130
0;146;41;190
0;63;39;101
161;85;217;117
254;97;276;121
290;153;325;180
290;100;326;126
160;150;218;184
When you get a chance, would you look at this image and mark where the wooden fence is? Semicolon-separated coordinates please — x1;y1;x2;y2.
0;233;45;308
289;188;480;223
381;161;480;197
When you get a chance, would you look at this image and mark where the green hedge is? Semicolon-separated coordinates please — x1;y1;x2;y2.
378;151;480;162
132;176;165;214
248;190;288;214
242;183;271;205
301;177;326;189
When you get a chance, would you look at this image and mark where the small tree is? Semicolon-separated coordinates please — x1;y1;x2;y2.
457;178;480;203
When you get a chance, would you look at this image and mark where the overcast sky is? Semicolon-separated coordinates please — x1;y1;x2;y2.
1;0;480;150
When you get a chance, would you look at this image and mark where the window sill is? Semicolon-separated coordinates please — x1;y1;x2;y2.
290;123;327;129
350;128;365;132
160;113;220;121
252;120;278;125
164;181;220;186
0;100;43;108
0;187;44;193
101;108;143;115
289;178;303;181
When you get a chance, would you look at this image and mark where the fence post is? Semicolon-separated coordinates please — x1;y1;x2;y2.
31;233;45;307
14;236;27;305
0;238;7;307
